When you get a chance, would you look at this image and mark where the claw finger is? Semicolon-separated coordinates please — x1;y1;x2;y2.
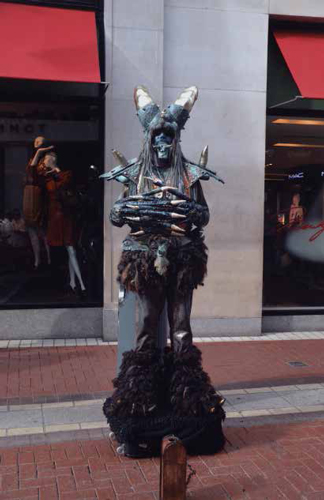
171;213;186;219
126;204;139;209
171;231;185;237
171;224;186;233
144;176;164;187
171;200;186;205
126;216;140;221
128;195;144;200
130;230;145;236
166;188;191;201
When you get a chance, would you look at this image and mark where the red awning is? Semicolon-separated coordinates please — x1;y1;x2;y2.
274;30;324;99
0;2;101;84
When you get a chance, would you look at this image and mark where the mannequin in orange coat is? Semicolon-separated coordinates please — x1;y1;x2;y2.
40;152;86;293
25;136;52;269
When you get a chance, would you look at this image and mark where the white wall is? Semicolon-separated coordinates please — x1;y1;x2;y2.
163;1;268;334
270;0;324;18
103;0;324;337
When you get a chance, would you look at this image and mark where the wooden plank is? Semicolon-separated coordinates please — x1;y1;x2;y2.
160;435;187;500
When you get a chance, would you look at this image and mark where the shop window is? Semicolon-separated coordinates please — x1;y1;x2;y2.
264;115;324;308
0;101;103;307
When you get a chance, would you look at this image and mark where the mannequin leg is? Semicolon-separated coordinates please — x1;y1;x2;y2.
66;246;86;291
68;257;76;289
27;227;40;268
43;235;51;265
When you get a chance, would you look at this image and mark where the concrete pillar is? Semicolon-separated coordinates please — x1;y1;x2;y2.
163;0;269;335
103;0;164;340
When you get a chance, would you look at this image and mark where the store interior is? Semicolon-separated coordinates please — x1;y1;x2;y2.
264;113;324;308
0;101;103;308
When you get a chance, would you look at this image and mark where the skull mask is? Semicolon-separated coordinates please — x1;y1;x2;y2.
152;131;173;164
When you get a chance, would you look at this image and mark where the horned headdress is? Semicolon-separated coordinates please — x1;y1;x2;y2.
134;85;198;134
101;85;224;187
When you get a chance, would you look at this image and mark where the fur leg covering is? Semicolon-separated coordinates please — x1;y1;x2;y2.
103;348;167;457
170;345;224;417
168;344;226;455
103;348;162;419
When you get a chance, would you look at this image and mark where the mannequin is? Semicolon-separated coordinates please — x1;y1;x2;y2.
39;152;86;294
24;136;52;269
289;193;304;225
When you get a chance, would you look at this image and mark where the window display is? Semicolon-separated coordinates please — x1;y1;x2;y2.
264;114;324;308
0;102;103;307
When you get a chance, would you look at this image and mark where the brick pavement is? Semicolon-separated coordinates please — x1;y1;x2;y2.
3;420;324;499
1;338;324;498
1;340;324;404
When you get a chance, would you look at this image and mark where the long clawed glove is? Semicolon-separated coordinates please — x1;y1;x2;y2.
110;194;208;235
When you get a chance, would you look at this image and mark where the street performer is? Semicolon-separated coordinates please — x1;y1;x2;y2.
102;85;226;457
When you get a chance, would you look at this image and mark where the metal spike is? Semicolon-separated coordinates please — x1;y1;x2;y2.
126;204;139;209
199;145;209;167
126;216;140;221
129;195;144;200
111;149;127;167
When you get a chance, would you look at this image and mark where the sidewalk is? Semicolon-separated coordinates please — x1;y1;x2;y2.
1;333;324;499
1;333;324;404
2;418;324;498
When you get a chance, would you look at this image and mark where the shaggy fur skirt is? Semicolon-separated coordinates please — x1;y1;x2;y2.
117;230;208;295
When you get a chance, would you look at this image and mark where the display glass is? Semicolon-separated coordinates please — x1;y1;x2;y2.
264;114;324;309
0;101;103;307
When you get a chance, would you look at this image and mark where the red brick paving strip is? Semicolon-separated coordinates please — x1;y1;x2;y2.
3;420;324;498
1;340;324;401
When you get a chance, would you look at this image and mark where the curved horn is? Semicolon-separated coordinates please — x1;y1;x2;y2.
174;86;198;112
134;85;160;130
134;85;154;110
164;85;198;131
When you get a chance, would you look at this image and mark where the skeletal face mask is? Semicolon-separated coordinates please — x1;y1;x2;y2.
153;132;173;164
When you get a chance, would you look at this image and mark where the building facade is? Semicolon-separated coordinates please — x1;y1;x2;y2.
1;0;324;339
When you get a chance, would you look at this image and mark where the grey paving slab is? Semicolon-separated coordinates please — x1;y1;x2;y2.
281;389;324;407
0;410;43;429
43;405;104;425
226;392;294;411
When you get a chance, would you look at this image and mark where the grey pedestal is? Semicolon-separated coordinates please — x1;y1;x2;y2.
117;288;168;373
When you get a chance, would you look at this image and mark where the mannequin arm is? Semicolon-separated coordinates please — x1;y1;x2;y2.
30;146;54;167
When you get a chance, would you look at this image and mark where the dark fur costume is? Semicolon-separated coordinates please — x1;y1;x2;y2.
106;349;162;418
117;230;208;295
103;86;225;458
103;346;225;458
169;345;225;417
